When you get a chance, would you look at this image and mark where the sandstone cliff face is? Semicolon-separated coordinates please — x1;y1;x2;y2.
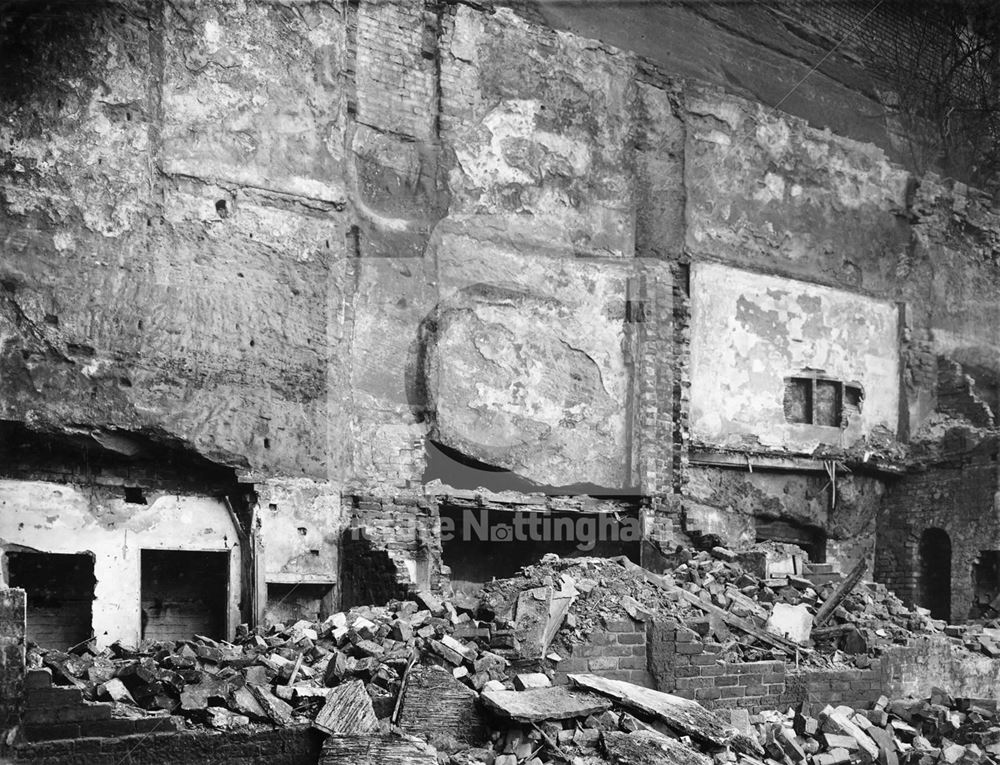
1;1;999;560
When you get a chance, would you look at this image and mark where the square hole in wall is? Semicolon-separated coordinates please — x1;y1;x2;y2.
265;583;335;626
141;550;229;642
814;380;840;427
7;551;95;649
783;378;812;424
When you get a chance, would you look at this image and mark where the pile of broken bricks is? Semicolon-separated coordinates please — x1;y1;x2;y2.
318;670;1000;764
26;587;525;734
19;544;1000;756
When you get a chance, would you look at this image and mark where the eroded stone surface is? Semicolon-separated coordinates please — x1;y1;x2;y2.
424;235;631;488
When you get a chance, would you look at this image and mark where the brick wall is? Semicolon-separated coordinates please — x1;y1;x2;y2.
19;667;183;743
634;265;675;498
1;588;26;730
342;493;444;603
881;636;1000;700
875;457;999;622
553;618;654;688
648;620;785;712
784;665;884;712
647;618;1000;714
354;0;438;140
937;358;995;426
9;725;323;765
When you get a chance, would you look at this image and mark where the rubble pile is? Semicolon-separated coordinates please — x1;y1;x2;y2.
25;545;992;735
21;544;1000;763
478;549;955;668
745;687;1000;765
341;675;1000;765
27;589;518;731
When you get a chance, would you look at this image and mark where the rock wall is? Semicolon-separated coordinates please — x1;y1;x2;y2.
2;0;1000;611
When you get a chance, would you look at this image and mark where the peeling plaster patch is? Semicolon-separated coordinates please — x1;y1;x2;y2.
753;172;785;202
52;232;75;252
690;262;900;452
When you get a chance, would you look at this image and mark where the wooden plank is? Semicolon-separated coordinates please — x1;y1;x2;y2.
813;558;866;628
603;730;713;765
397;666;485;744
319;734;436;765
312;679;379;735
670;586;803;655
480;686;612;722
610;557;799;654
568;674;758;754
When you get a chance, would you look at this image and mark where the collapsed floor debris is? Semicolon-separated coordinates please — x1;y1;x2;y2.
16;545;1000;763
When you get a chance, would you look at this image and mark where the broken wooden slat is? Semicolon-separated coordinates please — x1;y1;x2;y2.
390;654;417;726
814;558;867;627
603;729;713;765
312;679;379;735
670;586;802;655
613;556;801;655
397;665;485;744
480;685;612;722
514;586;553;659
319;733;437;765
568;674;752;752
542;578;577;651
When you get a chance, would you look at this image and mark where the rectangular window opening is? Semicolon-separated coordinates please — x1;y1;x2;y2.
265;583;335;626
141;550;229;642
7;551;95;649
783;378;812;424
784;376;863;428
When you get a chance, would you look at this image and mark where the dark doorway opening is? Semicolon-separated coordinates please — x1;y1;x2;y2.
265;583;336;626
7;551;95;649
440;505;641;600
141;550;228;642
918;528;952;622
971;550;1000;619
339;531;410;611
755;518;827;563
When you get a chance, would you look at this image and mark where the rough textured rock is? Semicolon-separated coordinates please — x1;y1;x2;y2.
4;0;1000;606
424;240;631;488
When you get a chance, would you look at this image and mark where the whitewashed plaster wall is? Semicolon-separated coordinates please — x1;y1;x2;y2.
689;262;900;452
0;480;241;647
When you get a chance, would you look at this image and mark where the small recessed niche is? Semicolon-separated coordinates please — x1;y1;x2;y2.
297;527;307;536
124;486;147;505
215;199;229;218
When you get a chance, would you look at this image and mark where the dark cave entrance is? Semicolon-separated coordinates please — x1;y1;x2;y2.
755;518;827;563
918;528;952;622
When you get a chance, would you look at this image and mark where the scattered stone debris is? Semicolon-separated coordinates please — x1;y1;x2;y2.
21;545;1000;763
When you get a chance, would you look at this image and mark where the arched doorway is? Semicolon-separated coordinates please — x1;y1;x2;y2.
919;528;952;621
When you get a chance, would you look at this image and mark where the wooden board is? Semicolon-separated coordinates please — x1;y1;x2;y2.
569;674;745;751
319;734;436;765
603;730;713;765
480;685;612;722
670;586;802;655
312;679;379;735
397;665;485;744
